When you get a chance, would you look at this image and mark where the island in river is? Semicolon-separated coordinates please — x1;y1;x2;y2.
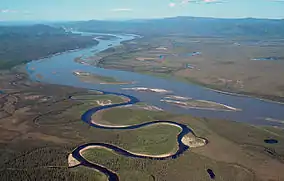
1;21;284;181
0;44;284;181
73;71;133;85
161;95;240;111
1;67;284;180
77;32;284;103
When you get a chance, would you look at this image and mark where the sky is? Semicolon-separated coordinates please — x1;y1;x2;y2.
1;0;284;21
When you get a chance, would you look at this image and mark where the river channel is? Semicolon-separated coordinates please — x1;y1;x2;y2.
26;32;284;127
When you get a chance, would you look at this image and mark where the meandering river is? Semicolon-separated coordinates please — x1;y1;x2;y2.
26;32;284;127
70;91;193;181
24;32;284;180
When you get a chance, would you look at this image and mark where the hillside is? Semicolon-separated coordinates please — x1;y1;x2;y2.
63;16;284;38
0;24;98;69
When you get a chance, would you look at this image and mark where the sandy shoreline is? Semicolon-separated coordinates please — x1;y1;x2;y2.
161;99;241;112
68;153;81;167
122;87;172;94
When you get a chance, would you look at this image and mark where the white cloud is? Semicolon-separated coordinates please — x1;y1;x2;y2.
169;2;176;7
180;0;226;5
203;0;225;4
0;9;18;13
111;8;133;12
0;9;31;14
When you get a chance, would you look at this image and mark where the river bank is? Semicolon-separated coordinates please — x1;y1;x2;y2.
0;26;99;70
94;61;284;105
25;31;284;127
1;31;284;180
86;34;284;105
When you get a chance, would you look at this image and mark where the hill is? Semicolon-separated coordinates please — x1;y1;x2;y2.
63;16;284;38
0;24;98;69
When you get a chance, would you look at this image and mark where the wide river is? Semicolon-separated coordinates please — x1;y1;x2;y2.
27;32;284;127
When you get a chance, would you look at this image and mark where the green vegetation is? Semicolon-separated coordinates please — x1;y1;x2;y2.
70;166;108;181
73;94;126;104
90;34;284;102
90;74;117;82
65;101;98;115
64;17;284;38
96;107;181;155
1;68;284;181
0;167;102;181
100;107;175;125
118;124;180;155
202;118;284;155
75;72;130;84
82;146;255;181
82;148;154;181
0;146;107;181
180;76;284;103
36;94;127;125
0;24;98;70
161;97;238;111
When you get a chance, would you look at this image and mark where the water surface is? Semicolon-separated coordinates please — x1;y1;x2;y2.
26;32;284;127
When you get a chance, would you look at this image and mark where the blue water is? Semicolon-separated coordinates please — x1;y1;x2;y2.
251;57;279;61
207;169;215;179
25;31;284;180
70;91;194;180
25;32;284;128
264;139;278;144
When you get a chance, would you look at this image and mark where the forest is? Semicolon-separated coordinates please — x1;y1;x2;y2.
0;24;98;69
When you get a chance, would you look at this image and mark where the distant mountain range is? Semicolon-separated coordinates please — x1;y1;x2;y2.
0;24;67;36
62;16;284;38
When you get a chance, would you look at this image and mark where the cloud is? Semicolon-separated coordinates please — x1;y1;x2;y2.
180;0;226;5
0;9;31;14
203;0;226;4
0;9;18;13
168;0;226;8
169;2;176;7
111;8;133;12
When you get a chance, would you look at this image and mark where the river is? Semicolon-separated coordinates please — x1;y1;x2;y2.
26;32;284;127
70;91;193;181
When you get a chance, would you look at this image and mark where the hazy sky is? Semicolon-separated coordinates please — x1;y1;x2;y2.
1;0;284;21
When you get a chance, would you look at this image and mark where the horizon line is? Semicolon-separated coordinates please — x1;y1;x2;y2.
1;15;284;23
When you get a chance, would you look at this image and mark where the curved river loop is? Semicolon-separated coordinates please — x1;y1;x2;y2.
69;91;194;180
26;32;284;180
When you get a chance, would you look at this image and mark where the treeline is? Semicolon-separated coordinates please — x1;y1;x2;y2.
0;146;104;181
0;24;98;69
0;167;99;181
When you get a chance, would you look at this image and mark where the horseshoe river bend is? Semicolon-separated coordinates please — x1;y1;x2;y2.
25;32;284;180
